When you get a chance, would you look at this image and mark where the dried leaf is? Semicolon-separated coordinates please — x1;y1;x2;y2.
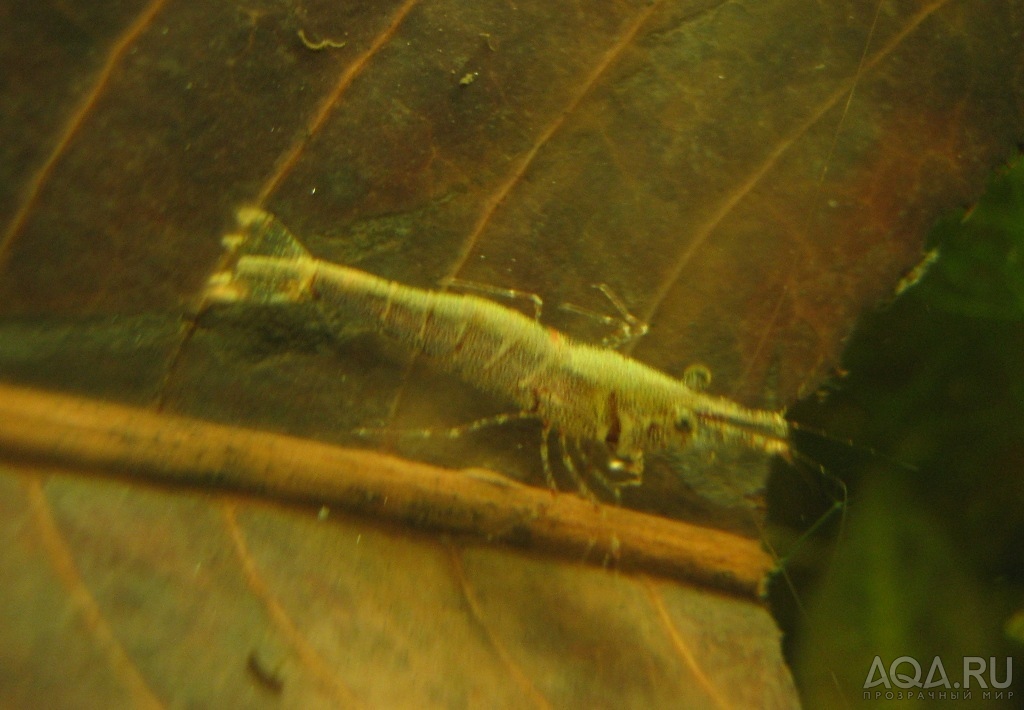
0;385;792;707
2;0;1023;705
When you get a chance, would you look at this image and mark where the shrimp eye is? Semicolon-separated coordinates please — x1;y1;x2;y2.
676;416;693;434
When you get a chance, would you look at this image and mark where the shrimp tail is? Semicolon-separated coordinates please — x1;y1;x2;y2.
204;208;314;305
233;207;311;261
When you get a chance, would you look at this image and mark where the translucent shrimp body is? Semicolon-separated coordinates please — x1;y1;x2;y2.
205;208;790;481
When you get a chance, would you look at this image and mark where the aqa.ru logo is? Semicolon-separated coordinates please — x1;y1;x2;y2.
863;656;1013;701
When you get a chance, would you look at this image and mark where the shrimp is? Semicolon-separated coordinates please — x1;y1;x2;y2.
204;207;791;493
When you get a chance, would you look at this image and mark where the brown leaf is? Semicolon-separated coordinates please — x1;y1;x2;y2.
0;384;791;707
3;0;1022;400
1;0;1023;705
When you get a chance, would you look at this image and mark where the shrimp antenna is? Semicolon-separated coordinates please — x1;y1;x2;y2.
787;419;918;473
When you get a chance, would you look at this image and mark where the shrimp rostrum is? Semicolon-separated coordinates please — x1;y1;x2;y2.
204;208;791;498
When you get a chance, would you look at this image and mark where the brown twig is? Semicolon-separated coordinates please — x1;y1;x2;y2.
0;383;773;597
